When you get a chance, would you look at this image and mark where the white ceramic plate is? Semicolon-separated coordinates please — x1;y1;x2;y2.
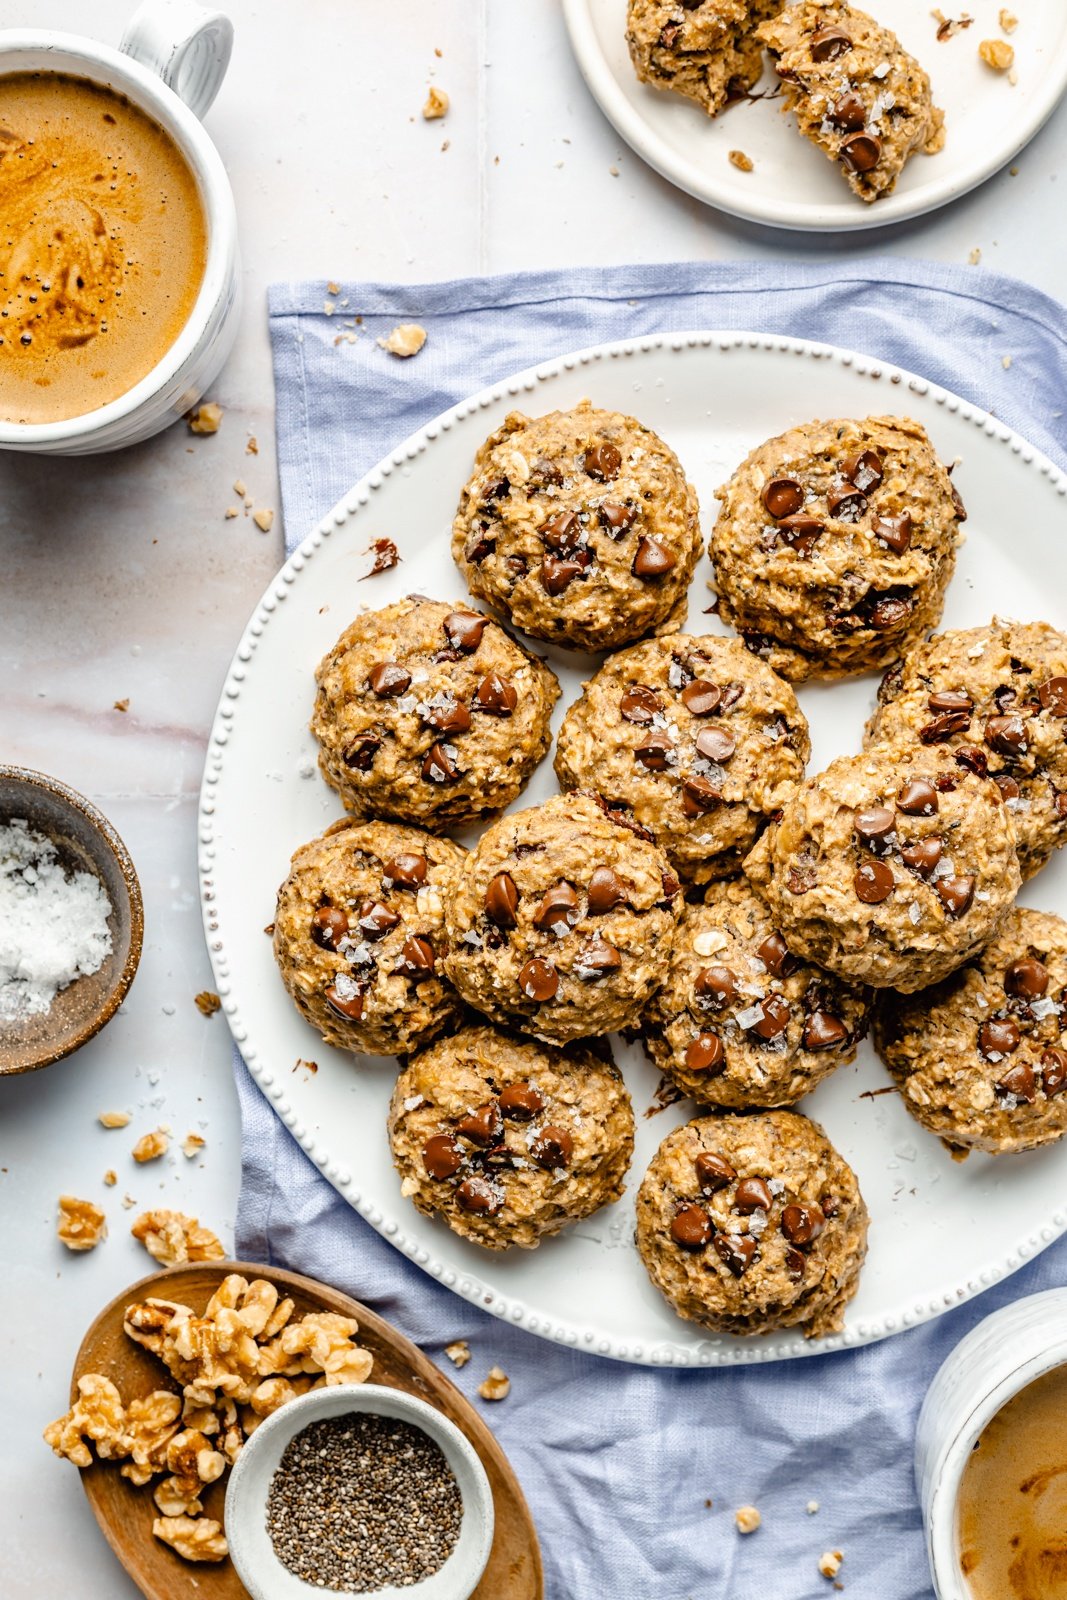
200;331;1067;1367
561;0;1067;231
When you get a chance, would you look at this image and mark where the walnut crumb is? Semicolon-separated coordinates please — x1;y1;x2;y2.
478;1366;510;1401
182;1133;206;1160
132;1129;169;1164
57;1195;107;1251
728;149;754;172
122;1193;136;1209
99;1110;131;1129
113;698;129;713
979;37;1014;69
819;1550;843;1579
932;9;972;40
999;8;1017;30
246;436;259;454
103;1170;117;1187
195;991;221;1017
131;1209;225;1267
735;1506;761;1535
444;1340;471;1368
326;281;340;296
378;323;427;359
187;402;222;435
233;478;247;497
422;87;449;120
252;508;275;533
224;506;239;519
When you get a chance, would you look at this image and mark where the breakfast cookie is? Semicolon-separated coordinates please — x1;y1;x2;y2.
311;595;560;830
644;878;871;1107
710;415;963;680
388;1023;635;1250
757;0;944;203
867;620;1067;881
743;745;1020;992
635;1108;868;1337
626;0;782;120
273;818;466;1058
442;791;681;1045
554;633;810;884
875;907;1067;1156
451;402;702;654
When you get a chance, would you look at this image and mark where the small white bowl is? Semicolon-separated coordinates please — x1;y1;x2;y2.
915;1287;1067;1599
225;1384;495;1600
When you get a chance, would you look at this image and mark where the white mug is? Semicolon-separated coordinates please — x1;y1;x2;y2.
914;1287;1067;1598
0;0;239;455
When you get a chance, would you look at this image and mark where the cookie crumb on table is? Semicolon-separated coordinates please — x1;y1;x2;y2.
195;990;221;1017
735;1505;761;1535
181;1132;206;1160
224;506;239;519
186;402;222;435
132;1129;169;1164
478;1366;510;1401
978;37;1013;70
253;507;275;534
358;536;401;578
98;1110;130;1129
819;1549;844;1579
807;1499;821;1515
444;1340;471;1368
932;10;972;42
113;698;129;713
728;149;754;172
57;1195;107;1252
1002;354;1012;369
378;323;428;358
246;435;259;454
968;246;981;264
103;1170;117;1187
422;86;449;120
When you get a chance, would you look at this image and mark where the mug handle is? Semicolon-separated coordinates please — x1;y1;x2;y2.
119;0;233;119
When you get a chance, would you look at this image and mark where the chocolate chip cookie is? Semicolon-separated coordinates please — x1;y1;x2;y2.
867;621;1067;881
644;878;872;1107
635;1108;868;1337
451;402;702;654
273;818;466;1057
757;1;944;203
388;1023;635;1250
555;633;810;884
626;0;783;119
442;791;681;1045
875;908;1067;1155
312;595;560;830
743;745;1020;992
710;415;963;680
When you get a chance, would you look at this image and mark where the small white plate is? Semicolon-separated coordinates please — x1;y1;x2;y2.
200;330;1067;1367
562;0;1067;231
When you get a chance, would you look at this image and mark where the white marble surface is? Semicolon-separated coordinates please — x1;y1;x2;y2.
1;2;1064;1593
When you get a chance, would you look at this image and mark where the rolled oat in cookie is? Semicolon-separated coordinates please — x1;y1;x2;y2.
875;906;1067;1155
626;0;784;120
555;633;810;884
636;1108;868;1337
867;619;1067;880
312;595;560;829
452;402;702;654
743;744;1020;992
711;415;963;680
388;1022;634;1250
644;878;872;1107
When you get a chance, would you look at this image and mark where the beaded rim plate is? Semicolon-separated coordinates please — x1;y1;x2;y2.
199;330;1067;1367
561;0;1067;232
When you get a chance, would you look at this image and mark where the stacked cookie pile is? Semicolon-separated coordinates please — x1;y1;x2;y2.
272;397;1067;1342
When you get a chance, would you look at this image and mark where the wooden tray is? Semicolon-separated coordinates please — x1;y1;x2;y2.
70;1259;543;1599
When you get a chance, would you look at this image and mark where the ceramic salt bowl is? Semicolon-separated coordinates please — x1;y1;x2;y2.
0;766;144;1073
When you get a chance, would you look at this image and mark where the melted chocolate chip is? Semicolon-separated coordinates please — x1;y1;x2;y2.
695;1151;736;1192
466;535;495;565
456;1101;504;1146
532;881;579;933
995;1061;1037;1104
540;554;585;596
529;457;562;489
357;900;400;940
577;935;622;978
757;931;795;978
456;1176;502;1215
1038;676;1067;717
422;742;459;783
632;536;677;578
344;735;380;771
828;485;868;521
671;1204;712;1252
995;773;1022;801
828;91;867;131
422;696;471;737
734;1176;772;1213
499;1082;545;1121
929;689;974;715
1004;958;1050;1000
681;678;721;716
761;477;804;520
530;1124;574;1170
444;610;487;653
635;731;674;771
367;661;411;698
979;1016;1022;1058
897;778;939;816
696;726;737;764
686;1032;725;1075
1042;1048;1067;1098
802;1011;848;1050
985;714;1028;758
841;132;882;172
872;512;912;554
394;935;435;980
781;1203;825;1247
695;964;737;1009
518;957;559;1002
955;747;988;778
936;875;975;917
325;981;364;1021
384;853;427;890
599;500;637;536
900;837;943;878
310;906;349;950
714;1232;757;1277
620;684;663;723
587;866;629;915
584;442;622;481
485;871;519;928
540;509;581;552
867;593;914;630
474;673;518;715
950;479;967;522
854;805;895;846
777;514;825;553
854;859;895;904
422;1134;463;1180
753;993;791;1040
920;711;972;743
810;24;852;59
682;775;722;817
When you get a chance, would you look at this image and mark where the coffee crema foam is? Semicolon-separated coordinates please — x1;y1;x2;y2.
0;71;207;425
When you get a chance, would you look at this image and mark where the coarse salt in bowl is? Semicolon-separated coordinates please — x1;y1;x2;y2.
225;1384;495;1600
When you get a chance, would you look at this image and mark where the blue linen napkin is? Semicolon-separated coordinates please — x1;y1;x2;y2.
242;260;1067;1600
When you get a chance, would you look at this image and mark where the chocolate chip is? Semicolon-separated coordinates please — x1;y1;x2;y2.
325;981;364;1021
540;509;581;552
310;906;349;950
541;553;584;595
872;512;912;554
897;778;939;816
456;1176;502;1215
599;500;637;536
394;935;435;980
802;1011;848;1050
422;1134;463;1180
577;935;622;979
900;837;943;878
955;746;988;778
481;474;510;501
841;132;881;172
714;1232;757;1277
868;593;913;630
777;514;825;553
620;684;663;723
734;1176;772;1213
681;775;722;817
985;714;1028;758
695;964;737;1009
752;993;791;1039
695;1151;736;1192
681;678;722;716
671;1204;712;1252
466;536;495;564
854;805;895;846
356;900;399;940
995;1061;1037;1104
444;610;487;652
821;1194;840;1219
456;1101;504;1146
485;871;519;928
785;1246;806;1280
854;859;894;904
518;957;558;1001
384;852;427;890
828;91;867;130
635;731;675;771
1038;676;1067;717
421;696;471;737
1005;958;1050;1000
367;661;411;698
937;875;975;917
950;479;967;522
633;536;677;578
467;675;516;723
530;1124;574;1170
696;726;737;764
919;711;970;743
757;932;795;977
529;457;562;489
686;1032;726;1075
660;870;681;904
828;485;868;521
584;441;622;481
810;24;852;59
928;689;974;715
422;742;459;783
344;735;380;771
532;881;579;933
788;864;816;895
781;1203;825;1246
761;477;804;519
499;1082;545;1121
1042;1048;1067;1098
587;866;630;915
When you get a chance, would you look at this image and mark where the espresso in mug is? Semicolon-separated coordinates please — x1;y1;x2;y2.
0;71;207;425
957;1362;1067;1599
